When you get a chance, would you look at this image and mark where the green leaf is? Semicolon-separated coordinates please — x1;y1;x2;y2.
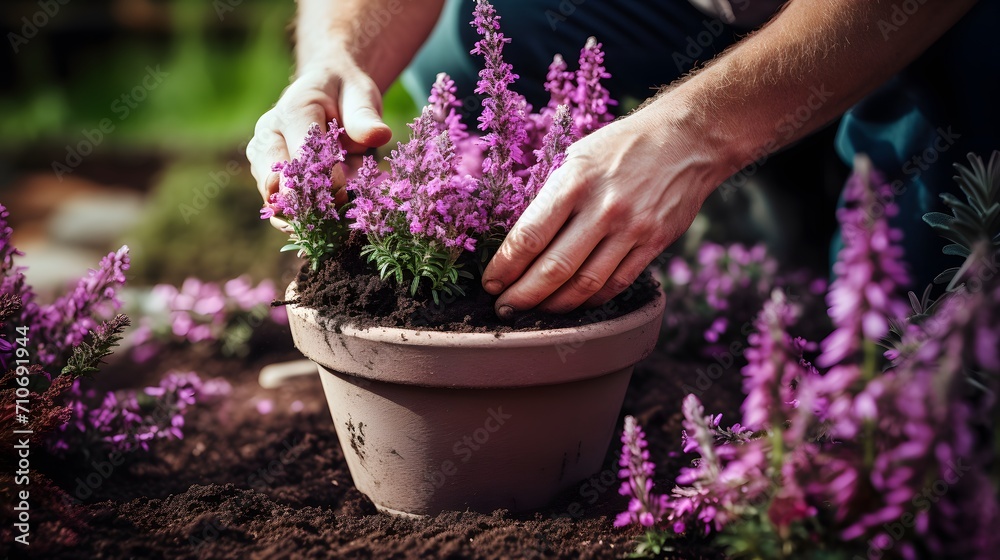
942;244;971;257
922;212;954;228
280;243;301;253
933;267;958;285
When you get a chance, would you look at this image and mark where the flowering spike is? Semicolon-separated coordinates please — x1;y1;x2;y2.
740;290;814;431
470;0;529;229
28;246;130;368
544;54;574;115
428;72;468;145
615;416;667;528
0;204;35;319
262;120;350;268
346;156;392;236
574;37;616;135
524;104;576;208
818;155;910;367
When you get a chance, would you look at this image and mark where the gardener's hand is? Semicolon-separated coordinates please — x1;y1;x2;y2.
481;110;721;317
247;56;392;229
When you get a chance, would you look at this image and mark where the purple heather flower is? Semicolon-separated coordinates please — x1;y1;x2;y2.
263;119;350;267
470;0;530;229
428;72;468;146
346;156;394;236
266;121;346;223
573;37;616;135
0;204;33;309
658;243;785;356
544;54;575;116
53;370;222;455
540;40;616;138
350;109;488;253
740;290;814;431
818;156;910;367
520;104;576;219
26;246;130;367
666;395;771;535
615;416;668;528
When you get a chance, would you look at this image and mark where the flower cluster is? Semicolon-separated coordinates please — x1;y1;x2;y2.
656;242;791;356
539;37;616;138
617;155;1000;559
130;275;287;360
616;415;668;528
347;109;489;301
818;156;910;368
265;0;614;302
21;246;131;369
0;205;31;311
261;121;351;269
470;0;529;231
53;370;231;455
0;205;223;463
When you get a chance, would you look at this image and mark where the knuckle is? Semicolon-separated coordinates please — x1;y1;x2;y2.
546;160;590;196
537;252;576;283
604;273;634;296
254;111;277;135
511;225;546;254
571;270;605;294
600;197;628;222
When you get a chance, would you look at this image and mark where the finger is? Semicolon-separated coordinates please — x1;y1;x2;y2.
279;103;330;160
584;246;660;308
269;216;293;234
482;165;581;295
340;77;393;148
493;214;607;319
247;119;289;202
537;236;636;314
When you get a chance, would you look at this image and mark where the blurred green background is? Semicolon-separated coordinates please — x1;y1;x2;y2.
0;0;418;292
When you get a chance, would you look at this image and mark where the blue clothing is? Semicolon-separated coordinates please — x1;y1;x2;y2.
834;0;1000;288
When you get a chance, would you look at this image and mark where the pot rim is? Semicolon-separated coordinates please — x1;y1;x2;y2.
286;282;665;348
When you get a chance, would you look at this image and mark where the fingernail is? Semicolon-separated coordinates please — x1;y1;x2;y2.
497;305;515;320
484;280;503;294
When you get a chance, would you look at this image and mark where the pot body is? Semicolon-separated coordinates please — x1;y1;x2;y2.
287;286;665;516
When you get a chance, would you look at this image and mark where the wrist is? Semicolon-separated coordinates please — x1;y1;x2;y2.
638;86;742;202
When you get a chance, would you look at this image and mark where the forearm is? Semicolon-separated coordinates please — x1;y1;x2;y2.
296;0;445;90
644;0;977;189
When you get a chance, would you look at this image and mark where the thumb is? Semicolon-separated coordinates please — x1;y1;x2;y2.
340;77;393;149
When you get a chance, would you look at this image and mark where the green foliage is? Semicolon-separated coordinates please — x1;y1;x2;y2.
717;510;856;560
61;314;130;379
361;234;472;304
124;160;290;285
281;218;351;271
628;530;674;559
889;151;1000;359
922;151;1000;288
0;0;296;155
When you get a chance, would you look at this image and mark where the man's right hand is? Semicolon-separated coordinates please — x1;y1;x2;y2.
247;55;393;229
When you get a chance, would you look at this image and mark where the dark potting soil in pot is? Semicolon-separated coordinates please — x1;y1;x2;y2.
290;237;660;333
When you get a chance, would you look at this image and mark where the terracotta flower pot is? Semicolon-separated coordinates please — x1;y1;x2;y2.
286;284;665;516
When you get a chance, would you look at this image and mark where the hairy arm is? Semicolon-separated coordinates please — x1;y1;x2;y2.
482;0;978;317
296;0;445;90
665;0;978;175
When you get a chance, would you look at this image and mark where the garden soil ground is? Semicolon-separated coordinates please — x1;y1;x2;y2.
20;324;741;560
